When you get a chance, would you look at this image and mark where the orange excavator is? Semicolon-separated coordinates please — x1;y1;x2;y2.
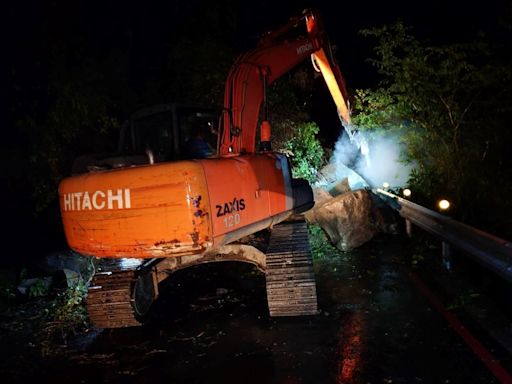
58;8;351;328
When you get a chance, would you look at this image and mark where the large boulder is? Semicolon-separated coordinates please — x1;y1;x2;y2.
311;189;393;251
315;162;369;191
328;177;351;197
304;187;332;224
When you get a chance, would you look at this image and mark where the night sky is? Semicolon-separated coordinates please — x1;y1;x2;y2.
5;0;509;89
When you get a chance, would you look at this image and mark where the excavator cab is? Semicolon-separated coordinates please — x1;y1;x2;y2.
72;103;218;174
121;103;218;162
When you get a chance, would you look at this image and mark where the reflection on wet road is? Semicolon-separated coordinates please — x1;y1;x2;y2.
41;234;509;383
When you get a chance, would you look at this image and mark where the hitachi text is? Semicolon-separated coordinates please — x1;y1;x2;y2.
63;189;132;211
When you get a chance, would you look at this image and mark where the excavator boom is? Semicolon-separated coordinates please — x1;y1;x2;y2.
220;8;350;156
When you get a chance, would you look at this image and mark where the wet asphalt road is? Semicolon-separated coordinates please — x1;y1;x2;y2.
21;233;512;383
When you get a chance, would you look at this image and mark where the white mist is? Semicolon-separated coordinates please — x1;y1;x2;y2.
331;126;414;189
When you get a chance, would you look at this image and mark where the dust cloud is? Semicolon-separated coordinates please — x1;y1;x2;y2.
330;125;415;189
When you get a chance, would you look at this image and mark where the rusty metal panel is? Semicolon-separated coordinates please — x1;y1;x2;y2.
200;154;289;241
59;161;212;258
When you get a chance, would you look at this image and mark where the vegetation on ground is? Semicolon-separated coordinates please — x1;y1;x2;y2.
308;224;345;260
0;266;91;357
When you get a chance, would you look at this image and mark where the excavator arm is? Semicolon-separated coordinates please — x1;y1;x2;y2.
219;8;351;156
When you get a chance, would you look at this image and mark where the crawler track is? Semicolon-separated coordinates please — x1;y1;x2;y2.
265;221;319;316
86;221;319;327
86;260;144;328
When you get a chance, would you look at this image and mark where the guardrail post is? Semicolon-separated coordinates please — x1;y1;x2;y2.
442;241;452;272
405;219;412;238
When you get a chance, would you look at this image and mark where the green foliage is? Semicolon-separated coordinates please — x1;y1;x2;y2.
268;66;314;150
52;282;88;326
354;22;512;233
0;278;16;313
13;50;128;213
146;0;239;107
0;285;16;301
284;122;325;182
410;253;425;267
38;281;89;352
447;289;481;311
164;37;234;106
308;224;342;260
28;279;49;298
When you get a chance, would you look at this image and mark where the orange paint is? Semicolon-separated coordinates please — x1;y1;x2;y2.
312;48;350;125
59;161;211;258
59;154;293;259
202;154;292;237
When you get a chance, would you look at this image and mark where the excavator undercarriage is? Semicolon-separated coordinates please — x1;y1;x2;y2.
86;219;317;328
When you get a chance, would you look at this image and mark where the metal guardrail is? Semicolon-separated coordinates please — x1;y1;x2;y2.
375;188;512;283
